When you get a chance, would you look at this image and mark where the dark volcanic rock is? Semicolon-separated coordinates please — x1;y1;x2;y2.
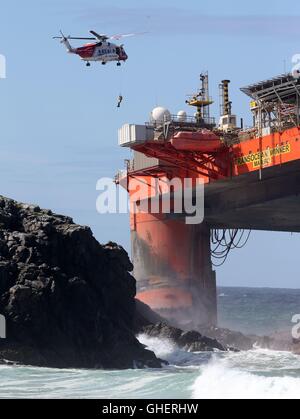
134;299;166;333
0;196;161;369
142;322;228;352
197;326;255;351
197;326;297;352
136;298;298;355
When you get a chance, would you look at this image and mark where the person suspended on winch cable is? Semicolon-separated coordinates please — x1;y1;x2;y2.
117;95;123;108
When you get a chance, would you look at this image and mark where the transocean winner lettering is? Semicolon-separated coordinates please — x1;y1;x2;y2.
236;142;291;168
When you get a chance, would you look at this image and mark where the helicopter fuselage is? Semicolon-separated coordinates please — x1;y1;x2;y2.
74;42;128;64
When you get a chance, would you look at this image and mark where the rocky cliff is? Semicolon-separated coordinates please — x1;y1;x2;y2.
140;322;228;352
0;196;161;369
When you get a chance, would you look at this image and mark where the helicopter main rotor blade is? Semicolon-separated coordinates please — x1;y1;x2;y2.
53;36;96;40
90;31;109;41
53;29;147;42
109;32;147;40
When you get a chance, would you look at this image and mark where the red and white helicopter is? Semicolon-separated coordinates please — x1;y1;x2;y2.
53;30;140;67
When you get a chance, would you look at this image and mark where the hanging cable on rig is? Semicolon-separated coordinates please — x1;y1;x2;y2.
211;229;251;267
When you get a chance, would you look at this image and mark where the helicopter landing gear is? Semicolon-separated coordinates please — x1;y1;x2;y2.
86;62;91;67
117;62;121;67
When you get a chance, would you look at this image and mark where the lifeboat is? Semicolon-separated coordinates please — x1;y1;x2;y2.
170;130;222;153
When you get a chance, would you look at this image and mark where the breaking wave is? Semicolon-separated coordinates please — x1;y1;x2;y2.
1;336;300;398
192;359;300;399
137;334;213;367
139;334;300;399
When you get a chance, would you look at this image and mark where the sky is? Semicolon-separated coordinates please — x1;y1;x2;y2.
1;0;300;288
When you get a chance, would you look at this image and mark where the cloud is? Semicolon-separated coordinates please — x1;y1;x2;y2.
77;6;300;40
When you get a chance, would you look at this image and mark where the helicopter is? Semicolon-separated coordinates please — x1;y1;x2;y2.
53;30;140;67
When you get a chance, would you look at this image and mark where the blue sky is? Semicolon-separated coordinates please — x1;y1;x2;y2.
1;0;300;288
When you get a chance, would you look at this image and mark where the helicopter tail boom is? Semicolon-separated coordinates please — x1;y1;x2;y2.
61;38;75;54
54;31;76;54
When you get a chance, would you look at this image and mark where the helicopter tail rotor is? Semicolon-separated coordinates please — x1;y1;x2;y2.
53;30;68;42
60;30;67;43
53;31;75;53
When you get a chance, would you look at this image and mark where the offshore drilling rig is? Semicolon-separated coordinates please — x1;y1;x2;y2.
116;72;300;329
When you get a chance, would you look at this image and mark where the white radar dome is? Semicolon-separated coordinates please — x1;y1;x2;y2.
150;107;171;124
177;110;187;122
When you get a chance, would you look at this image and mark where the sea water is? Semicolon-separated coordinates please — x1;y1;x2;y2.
1;287;300;399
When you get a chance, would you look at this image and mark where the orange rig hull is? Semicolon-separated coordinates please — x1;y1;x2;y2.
122;116;300;328
232;127;300;176
131;209;217;328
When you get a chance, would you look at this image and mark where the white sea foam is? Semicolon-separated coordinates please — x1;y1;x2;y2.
1;286;300;399
139;335;300;399
138;334;177;358
137;334;212;367
192;352;300;399
1;347;300;399
1;339;300;399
